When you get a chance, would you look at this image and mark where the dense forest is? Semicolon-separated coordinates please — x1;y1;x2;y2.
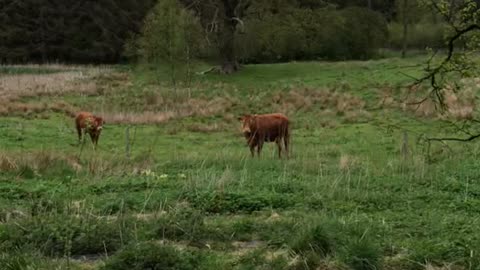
0;0;475;64
0;0;156;63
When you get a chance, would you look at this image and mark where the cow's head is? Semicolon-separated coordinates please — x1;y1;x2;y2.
238;114;256;134
93;117;104;133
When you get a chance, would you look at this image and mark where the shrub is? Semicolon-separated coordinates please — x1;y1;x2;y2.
340;7;388;60
102;242;201;270
237;7;388;62
136;0;204;85
388;22;446;50
237;12;307;63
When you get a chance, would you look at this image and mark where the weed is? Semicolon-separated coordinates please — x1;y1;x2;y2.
235;248;289;270
290;223;334;257
184;191;295;214
341;239;381;270
102;242;202;270
0;213;133;257
0;250;77;270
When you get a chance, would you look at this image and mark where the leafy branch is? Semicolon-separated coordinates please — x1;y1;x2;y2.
410;0;480;144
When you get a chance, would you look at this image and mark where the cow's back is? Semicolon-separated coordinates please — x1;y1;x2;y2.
253;114;289;140
255;113;288;129
76;112;94;128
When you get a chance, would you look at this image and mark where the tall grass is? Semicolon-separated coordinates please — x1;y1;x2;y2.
1;60;480;269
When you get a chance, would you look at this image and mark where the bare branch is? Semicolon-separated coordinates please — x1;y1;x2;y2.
231;17;245;32
427;133;480;142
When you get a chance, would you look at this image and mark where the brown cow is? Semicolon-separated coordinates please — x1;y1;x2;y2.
75;112;104;148
239;113;290;158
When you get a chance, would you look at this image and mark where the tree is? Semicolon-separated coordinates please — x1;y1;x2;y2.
411;0;480;145
0;0;154;63
138;0;204;86
395;0;422;57
179;0;253;74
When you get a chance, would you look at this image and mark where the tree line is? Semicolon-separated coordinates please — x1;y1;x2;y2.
1;0;476;67
0;0;155;63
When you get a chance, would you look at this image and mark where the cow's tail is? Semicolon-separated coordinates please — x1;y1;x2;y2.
285;120;292;158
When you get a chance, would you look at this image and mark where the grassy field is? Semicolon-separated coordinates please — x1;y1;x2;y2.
1;56;480;270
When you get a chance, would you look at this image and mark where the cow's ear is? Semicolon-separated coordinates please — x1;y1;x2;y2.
238;116;244;121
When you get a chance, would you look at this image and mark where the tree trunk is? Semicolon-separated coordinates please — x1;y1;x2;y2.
367;0;372;9
219;23;238;74
401;0;408;58
39;8;47;63
219;0;239;74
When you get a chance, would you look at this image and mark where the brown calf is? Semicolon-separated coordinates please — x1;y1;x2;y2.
75;112;104;147
239;113;290;158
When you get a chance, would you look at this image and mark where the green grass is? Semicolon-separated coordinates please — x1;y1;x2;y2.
1;56;480;269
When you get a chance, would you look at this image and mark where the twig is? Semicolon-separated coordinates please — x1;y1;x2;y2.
427;133;480;142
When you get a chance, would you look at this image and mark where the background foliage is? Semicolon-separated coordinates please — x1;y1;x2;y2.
0;0;454;64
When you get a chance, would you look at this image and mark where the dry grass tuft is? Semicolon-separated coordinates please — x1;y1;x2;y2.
425;263;463;270
0;101;78;118
443;82;475;120
3;63;112;71
184;97;234;117
271;87;366;115
0;154;18;171
344;110;372;123
0;151;82;174
0;71;102;100
103;97;235;124
186;123;225;133
339;154;357;172
104;111;177;124
377;86;397;108
401;79;478;120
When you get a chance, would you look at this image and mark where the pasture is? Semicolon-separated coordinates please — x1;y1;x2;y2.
1;56;480;270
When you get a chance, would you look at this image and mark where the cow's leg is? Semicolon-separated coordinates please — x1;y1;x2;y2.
249;144;255;157
276;138;282;159
76;126;82;144
82;130;88;145
284;128;290;159
89;133;96;149
284;136;289;159
95;134;100;146
257;141;263;157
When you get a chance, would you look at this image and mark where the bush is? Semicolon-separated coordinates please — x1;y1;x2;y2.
388;22;446;50
340;7;388;60
236;12;307;63
102;242;201;270
236;7;388;62
136;0;204;84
